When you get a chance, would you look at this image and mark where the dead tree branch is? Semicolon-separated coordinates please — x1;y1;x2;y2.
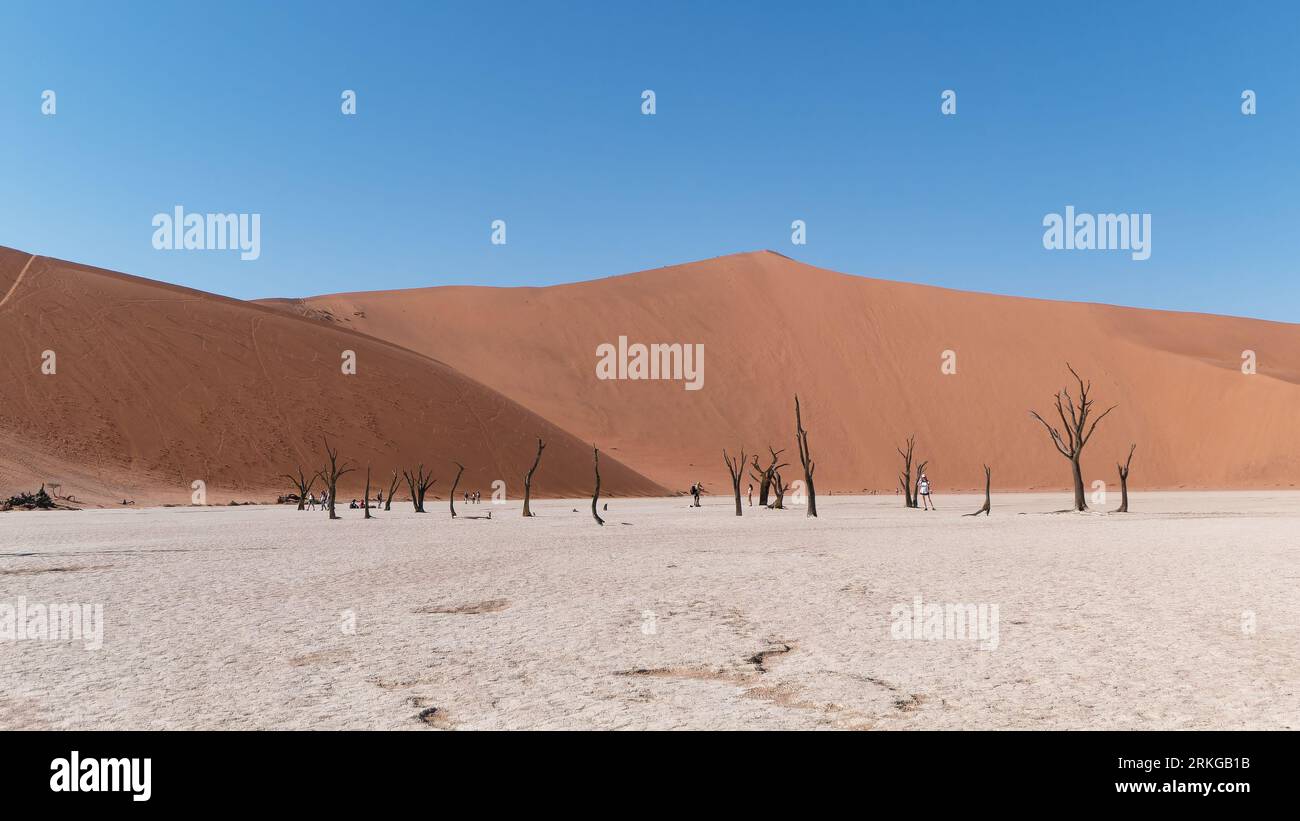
523;437;545;517
592;446;605;526
795;395;817;517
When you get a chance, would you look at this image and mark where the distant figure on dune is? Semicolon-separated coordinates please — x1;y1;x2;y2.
349;499;359;509
690;482;702;508
747;483;754;507
918;473;934;511
376;490;384;507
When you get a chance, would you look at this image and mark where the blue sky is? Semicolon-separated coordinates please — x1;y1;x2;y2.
1;1;1297;320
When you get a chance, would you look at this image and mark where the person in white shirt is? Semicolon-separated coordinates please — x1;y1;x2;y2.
917;473;934;510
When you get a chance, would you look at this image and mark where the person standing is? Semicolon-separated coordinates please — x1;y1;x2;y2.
918;473;935;510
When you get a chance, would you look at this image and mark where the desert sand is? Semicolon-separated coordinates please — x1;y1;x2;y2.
2;493;1296;730
270;250;1300;493
0;247;662;506
5;246;1300;507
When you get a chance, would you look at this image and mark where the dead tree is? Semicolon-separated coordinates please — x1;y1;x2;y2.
282;466;318;511
592;446;605;526
723;448;747;517
403;464;435;512
794;395;817;517
1115;444;1136;513
770;469;789;509
750;448;785;507
385;469;401;511
522;437;545;517
897;435;917;508
1030;364;1117;512
364;465;372;520
320;437;355;521
964;465;992;517
450;462;465;518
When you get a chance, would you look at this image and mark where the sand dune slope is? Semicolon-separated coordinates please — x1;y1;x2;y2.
267;251;1300;493
0;247;664;505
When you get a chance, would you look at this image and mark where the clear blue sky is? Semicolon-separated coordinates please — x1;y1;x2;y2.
2;1;1297;320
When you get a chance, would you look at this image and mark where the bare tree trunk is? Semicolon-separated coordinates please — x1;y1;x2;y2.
1030;364;1118;512
794;395;817;517
364;465;372;519
771;470;787;509
320;437;354;521
450;462;465;518
723;448;746;517
403;465;435;513
749;463;765;506
523;437;545;517
592;446;605;526
750;448;785;508
282;466;318;511
1116;443;1136;513
404;469;420;512
385;470;400;511
897;435;916;508
965;465;991;516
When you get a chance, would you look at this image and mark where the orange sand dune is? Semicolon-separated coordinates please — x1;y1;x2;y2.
0;246;665;506
265;251;1300;494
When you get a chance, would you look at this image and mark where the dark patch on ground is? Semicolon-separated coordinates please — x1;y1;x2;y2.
414;598;509;615
0;564;112;576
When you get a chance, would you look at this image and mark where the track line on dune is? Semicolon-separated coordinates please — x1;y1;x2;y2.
249;317;311;470
451;381;508;488
0;254;38;310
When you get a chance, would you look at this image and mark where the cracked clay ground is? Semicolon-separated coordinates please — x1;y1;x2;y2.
2;492;1297;729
